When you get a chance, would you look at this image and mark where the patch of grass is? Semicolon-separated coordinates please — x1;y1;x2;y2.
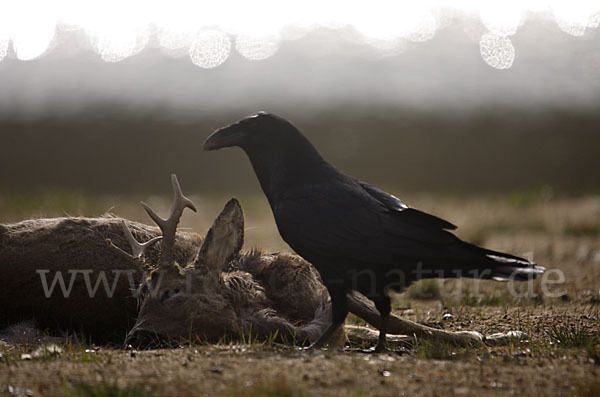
459;289;520;307
586;344;600;365
239;328;261;346
345;313;366;326
574;377;600;397
0;332;104;365
65;380;152;397
516;325;551;356
505;187;553;208
62;334;104;363
0;189;90;217
444;284;543;308
407;280;442;300
410;338;469;361
210;328;309;350
223;377;309;397
549;323;598;349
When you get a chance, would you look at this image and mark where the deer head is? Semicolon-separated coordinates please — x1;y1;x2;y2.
117;175;246;348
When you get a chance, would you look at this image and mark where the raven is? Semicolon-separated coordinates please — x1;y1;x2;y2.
203;112;544;351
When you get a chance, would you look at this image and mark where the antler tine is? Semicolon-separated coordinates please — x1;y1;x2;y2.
140;174;197;264
121;220;163;258
170;173;198;214
107;220;162;261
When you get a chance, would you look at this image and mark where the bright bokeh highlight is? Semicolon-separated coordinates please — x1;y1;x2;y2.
189;30;232;68
0;1;598;69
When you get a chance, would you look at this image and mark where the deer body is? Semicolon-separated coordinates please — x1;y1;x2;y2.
0;198;332;346
0;217;199;342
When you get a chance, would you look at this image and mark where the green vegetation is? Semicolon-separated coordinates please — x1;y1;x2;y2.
457;288;524;307
345;313;367;326
0;332;105;366
549;323;598;349
407;280;442;300
410;338;471;361
0;189;91;218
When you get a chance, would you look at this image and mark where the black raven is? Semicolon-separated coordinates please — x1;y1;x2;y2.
203;112;544;351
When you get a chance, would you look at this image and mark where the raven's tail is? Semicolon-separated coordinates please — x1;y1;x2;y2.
457;242;545;281
425;241;545;282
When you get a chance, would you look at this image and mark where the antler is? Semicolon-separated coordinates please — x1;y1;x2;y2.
122;220;163;258
108;221;162;261
141;174;197;265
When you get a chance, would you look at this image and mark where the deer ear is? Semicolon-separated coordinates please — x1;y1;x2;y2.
195;198;244;271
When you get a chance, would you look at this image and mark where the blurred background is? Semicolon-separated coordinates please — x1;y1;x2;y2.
0;1;599;251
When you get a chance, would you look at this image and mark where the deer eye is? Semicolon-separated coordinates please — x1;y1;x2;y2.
161;288;180;303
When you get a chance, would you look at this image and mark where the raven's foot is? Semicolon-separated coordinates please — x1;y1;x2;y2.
373;342;387;353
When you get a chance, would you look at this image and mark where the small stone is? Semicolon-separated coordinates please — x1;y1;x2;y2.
442;313;453;321
380;370;391;377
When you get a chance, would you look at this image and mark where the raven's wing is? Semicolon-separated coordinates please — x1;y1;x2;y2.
357;181;457;230
273;182;459;266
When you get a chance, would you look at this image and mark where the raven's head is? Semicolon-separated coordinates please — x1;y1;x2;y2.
203;111;294;151
204;112;326;196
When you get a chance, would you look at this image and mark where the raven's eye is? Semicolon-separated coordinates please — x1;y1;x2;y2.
161;288;180;303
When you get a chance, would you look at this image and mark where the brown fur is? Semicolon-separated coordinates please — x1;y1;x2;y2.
125;198;334;347
0;216;201;342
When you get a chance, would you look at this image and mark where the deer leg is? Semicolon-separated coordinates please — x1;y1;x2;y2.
306;284;348;349
347;291;482;346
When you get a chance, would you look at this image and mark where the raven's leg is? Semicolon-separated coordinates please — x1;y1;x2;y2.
307;285;348;349
373;295;391;352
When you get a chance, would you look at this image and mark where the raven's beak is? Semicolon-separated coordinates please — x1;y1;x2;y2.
203;124;243;151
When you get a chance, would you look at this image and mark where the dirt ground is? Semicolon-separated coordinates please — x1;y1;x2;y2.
1;191;599;396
